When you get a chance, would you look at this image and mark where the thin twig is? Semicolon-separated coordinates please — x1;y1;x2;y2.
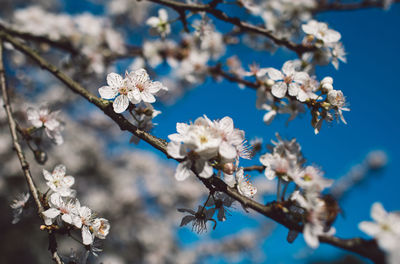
146;0;315;55
0;38;64;264
315;0;400;12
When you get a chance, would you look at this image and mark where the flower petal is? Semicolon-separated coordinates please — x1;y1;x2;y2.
99;86;118;99
113;95;129;113
271;82;287;98
107;73;124;88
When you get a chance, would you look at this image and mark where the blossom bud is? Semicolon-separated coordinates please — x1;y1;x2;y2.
265;79;275;87
34;150;48;165
222;162;236;175
320;77;333;91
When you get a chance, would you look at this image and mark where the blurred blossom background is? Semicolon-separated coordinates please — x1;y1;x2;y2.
0;0;399;263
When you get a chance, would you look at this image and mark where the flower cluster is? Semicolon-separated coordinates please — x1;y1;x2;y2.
167;116;251;181
260;134;336;248
260;133;304;181
302;20;347;70
146;9;171;37
98;69;167;113
41;165;110;246
27;106;64;145
359;203;400;264
252;60;349;133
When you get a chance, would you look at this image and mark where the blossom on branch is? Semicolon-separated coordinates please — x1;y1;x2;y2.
27;106;64;145
167;116;250;181
99;69;167;113
146;9;171;37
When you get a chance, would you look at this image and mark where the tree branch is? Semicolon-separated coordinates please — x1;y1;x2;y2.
0;38;64;264
145;0;315;55
0;29;386;263
315;0;400;12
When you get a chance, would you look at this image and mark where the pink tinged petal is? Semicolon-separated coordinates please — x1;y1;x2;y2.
42;208;60;219
304;224;319;248
62;176;75;188
131;68;150;84
267;68;284;81
230;130;245;144
39;106;49;117
176;122;189;134
44;118;60;131
175;161;194;181
219;141;237;161
288;82;300;96
359;221;381;237
106;73;124;88
167;141;186;159
31;119;43;128
271;82;287;98
371;202;387;222
140;91;156;103
99;86;118;99
113;95;129;113
82;226;94;245
282;61;295;76
53;164;66;178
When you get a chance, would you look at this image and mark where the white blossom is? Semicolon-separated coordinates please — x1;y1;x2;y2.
359;202;400;252
127;68;167;104
27;106;64;145
146;9;171;37
266;61;310;99
43;164;75;197
92;218;111;239
99;72;139;113
302;20;341;44
42;192;80;226
236;168;257;198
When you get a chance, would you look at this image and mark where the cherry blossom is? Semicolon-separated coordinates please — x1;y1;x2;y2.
43;164;75;197
146;9;170;37
27;106;64;145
